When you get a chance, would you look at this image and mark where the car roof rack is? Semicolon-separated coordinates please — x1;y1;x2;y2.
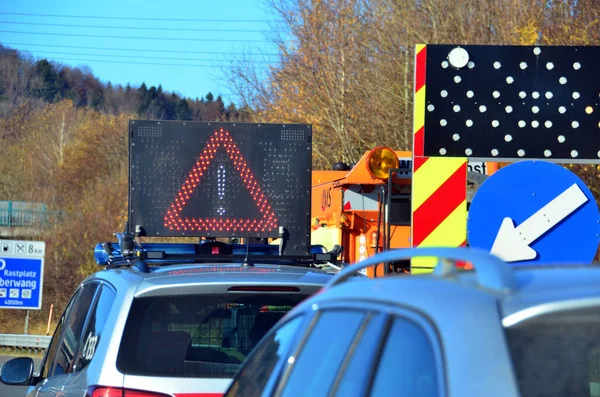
94;232;346;274
327;247;517;293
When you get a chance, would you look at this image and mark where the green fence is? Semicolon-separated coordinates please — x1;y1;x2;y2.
0;201;72;228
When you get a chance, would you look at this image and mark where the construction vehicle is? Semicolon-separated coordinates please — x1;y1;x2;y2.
309;146;498;277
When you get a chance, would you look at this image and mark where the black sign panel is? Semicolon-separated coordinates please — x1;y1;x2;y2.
423;44;600;162
128;120;312;255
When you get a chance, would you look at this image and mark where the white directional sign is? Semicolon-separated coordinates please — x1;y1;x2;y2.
490;184;589;262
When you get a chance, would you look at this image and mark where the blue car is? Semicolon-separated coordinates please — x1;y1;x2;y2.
224;247;600;397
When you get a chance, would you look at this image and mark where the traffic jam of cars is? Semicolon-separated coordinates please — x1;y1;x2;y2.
3;44;600;397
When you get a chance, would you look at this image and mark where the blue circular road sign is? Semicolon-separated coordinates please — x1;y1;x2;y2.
468;160;600;264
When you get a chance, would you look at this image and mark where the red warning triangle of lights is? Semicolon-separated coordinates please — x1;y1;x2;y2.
164;127;278;232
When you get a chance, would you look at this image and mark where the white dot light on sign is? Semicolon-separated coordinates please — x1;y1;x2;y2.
545;120;553;128
559;77;567;84
532;91;540;99
440;119;447;126
448;47;470;69
427;104;435;112
504;134;513;142
479;105;487;113
571;150;579;158
505;105;513;113
574;62;581;70
493;91;500;99
546;62;554;70
558;135;566;143
532;106;540;114
452;133;460;141
453;104;461;112
518;120;526;128
533;47;541;55
520;62;528;70
467;61;475;69
491;149;499;156
545;91;553;99
439;148;447;155
492;120;500;128
441;90;448;98
572;121;580;128
493;61;501;69
454;76;462;83
506;76;514;84
465;148;473;156
559;106;567;114
573;92;580;100
517;149;526;157
466;90;474;98
532;120;540;128
466;119;473;127
441;60;449;69
519;91;527;99
544;150;552;157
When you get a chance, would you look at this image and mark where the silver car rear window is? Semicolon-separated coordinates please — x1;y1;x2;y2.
116;293;308;378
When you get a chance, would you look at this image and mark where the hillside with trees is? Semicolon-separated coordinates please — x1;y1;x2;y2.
0;44;251;122
0;44;252;333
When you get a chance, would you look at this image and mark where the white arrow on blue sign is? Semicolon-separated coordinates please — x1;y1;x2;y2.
467;161;600;264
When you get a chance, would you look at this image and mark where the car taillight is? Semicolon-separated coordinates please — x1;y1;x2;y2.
86;386;173;397
227;286;300;292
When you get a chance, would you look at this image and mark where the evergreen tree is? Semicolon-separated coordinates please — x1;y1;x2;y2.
175;98;192;120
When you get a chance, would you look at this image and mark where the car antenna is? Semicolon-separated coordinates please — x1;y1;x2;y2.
241;236;254;267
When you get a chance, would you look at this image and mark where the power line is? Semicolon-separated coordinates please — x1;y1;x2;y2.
0;49;275;63
1;42;280;56
0;20;275;33
0;11;285;23
0;30;271;43
38;56;271;69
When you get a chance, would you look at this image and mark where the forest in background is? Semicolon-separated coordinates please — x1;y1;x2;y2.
2;0;600;333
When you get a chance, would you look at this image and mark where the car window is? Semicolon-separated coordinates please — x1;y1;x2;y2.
50;283;99;377
73;284;116;372
117;293;310;378
40;287;81;379
224;315;306;397
369;316;440;397
277;309;366;397
331;313;387;397
506;306;600;397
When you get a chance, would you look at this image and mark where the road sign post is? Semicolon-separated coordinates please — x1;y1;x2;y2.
467;161;600;264
0;239;45;310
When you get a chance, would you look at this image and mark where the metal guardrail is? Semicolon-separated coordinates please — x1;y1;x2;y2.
0;201;80;228
0;334;51;353
0;209;72;228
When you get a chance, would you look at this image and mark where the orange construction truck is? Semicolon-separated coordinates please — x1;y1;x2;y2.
310;146;498;277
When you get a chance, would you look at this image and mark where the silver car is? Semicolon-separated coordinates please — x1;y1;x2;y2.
224;247;600;397
0;240;336;397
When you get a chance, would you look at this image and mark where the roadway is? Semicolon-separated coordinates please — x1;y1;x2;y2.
0;355;41;397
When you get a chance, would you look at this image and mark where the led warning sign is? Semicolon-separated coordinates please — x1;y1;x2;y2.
128;121;312;254
421;44;600;163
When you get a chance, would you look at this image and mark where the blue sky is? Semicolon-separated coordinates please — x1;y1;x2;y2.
0;0;281;105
